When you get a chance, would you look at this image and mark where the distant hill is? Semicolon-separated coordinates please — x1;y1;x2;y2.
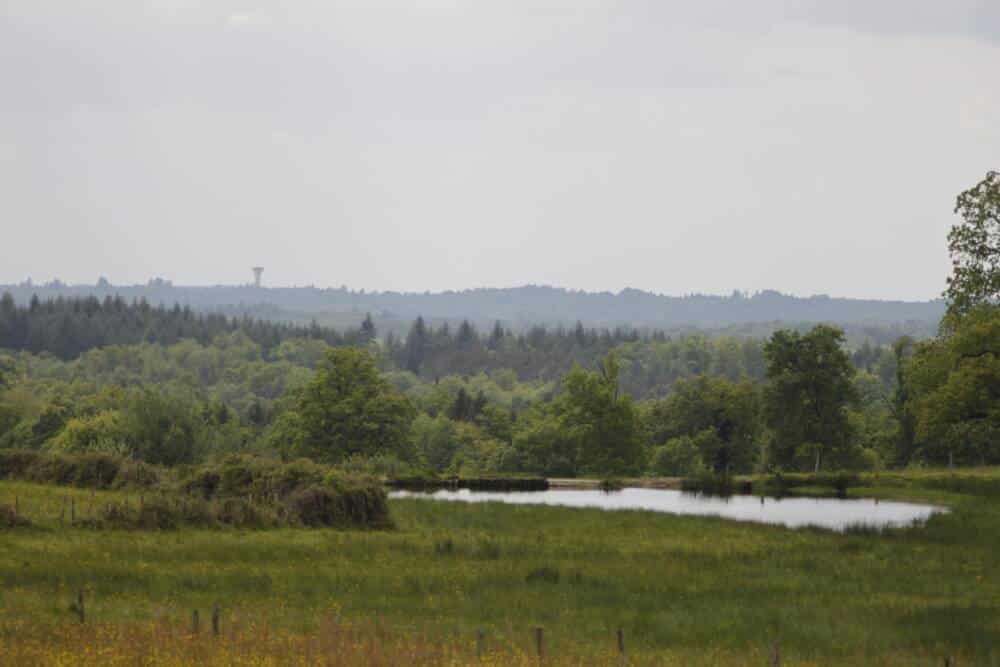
0;281;946;331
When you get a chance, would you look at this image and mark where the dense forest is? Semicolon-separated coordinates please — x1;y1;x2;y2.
0;172;997;479
0;293;368;360
0;281;945;332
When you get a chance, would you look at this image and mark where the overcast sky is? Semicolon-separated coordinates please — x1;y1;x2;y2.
1;2;997;300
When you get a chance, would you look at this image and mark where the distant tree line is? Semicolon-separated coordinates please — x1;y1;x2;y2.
0;293;368;360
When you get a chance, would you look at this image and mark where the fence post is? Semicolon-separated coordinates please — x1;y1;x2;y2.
534;627;544;661
13;496;17;521
191;609;200;634
71;498;76;523
770;640;780;666
76;591;85;624
617;628;625;658
476;629;485;659
212;603;220;637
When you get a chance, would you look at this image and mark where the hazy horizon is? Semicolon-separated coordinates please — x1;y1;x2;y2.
2;2;997;301
1;275;948;304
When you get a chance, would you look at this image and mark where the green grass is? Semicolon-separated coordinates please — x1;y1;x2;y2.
1;474;999;664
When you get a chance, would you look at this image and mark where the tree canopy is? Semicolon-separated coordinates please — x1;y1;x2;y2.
763;325;858;472
945;171;1000;318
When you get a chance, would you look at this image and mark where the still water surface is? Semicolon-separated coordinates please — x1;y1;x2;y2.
389;487;944;531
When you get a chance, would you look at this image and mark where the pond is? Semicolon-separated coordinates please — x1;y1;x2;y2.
389;487;945;531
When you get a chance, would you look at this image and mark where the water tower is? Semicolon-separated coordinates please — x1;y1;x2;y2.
252;267;264;288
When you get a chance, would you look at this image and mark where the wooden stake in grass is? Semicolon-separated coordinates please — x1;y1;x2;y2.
76;591;85;624
476;629;485;660
770;640;780;666
12;496;17;521
534;627;544;662
212;603;220;637
191;610;200;634
71;498;76;523
617;628;625;658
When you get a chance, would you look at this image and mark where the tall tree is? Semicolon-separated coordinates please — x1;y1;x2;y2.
908;305;1000;467
360;313;376;344
945;171;1000;318
763;325;858;472
889;336;918;465
645;375;760;474
403;316;428;374
556;353;645;476
293;348;415;463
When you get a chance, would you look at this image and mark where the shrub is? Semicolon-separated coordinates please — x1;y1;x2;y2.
114;460;162;489
286;483;390;528
286;486;340;527
598;478;625;492
0;449;41;479
214;497;273;528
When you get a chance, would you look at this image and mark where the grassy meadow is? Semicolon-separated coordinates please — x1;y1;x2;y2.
1;473;999;665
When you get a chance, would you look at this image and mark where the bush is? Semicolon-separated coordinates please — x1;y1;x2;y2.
0;449;41;479
286;483;390;529
0;450;159;490
214;497;273;528
599;478;625;492
114;460;162;489
649;436;705;477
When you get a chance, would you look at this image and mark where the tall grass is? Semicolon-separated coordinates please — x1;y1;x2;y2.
0;473;998;664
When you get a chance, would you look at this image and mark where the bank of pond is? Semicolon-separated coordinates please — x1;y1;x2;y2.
6;450;995;533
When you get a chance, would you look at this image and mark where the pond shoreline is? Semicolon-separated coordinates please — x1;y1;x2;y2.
390;486;945;531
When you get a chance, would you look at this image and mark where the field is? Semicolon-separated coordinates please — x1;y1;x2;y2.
1;472;999;665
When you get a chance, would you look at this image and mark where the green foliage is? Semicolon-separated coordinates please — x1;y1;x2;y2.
764;325;859;472
908;305;1000;466
645;375;760;474
0;293;371;361
46;410;129;456
945;170;1000;318
288;348;416;464
649;434;706;476
0;449;160;490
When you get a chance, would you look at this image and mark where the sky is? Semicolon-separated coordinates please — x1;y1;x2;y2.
1;1;998;300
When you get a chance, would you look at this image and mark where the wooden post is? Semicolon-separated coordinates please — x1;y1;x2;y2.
617;628;625;657
212;603;220;637
191;610;200;634
770;640;780;666
60;497;66;526
534;627;544;661
476;629;485;659
13;496;17;521
76;591;85;624
944;657;954;667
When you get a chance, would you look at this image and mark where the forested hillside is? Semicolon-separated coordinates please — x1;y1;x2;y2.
0;173;996;479
0;281;945;331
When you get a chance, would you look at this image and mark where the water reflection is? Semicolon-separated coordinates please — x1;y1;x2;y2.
389;487;943;531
